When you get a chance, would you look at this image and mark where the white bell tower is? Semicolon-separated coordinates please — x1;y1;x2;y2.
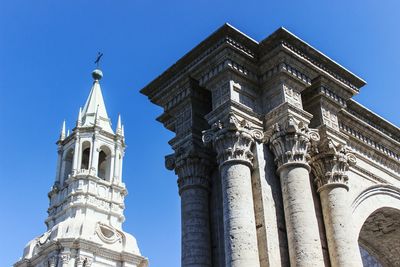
14;69;148;267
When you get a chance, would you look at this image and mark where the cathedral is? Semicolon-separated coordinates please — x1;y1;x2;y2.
14;69;148;267
141;24;400;267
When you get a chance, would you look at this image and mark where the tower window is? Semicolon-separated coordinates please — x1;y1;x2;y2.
81;141;91;170
62;149;74;183
98;146;112;180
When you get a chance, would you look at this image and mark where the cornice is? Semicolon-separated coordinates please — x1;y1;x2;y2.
259;27;366;89
340;113;400;161
141;24;258;101
346;99;400;143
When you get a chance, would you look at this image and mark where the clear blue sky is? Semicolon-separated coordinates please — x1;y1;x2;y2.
1;1;399;266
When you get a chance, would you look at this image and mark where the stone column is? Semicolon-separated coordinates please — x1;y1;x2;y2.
203;114;262;267
268;116;324;267
72;133;80;173
90;133;99;176
75;256;85;267
166;149;212;267
55;145;63;184
310;138;363;267
59;252;70;267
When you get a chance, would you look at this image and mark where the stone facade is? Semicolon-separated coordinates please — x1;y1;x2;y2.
141;24;400;266
14;69;148;267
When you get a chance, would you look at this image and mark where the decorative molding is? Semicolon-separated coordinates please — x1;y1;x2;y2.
203;113;263;168
280;41;359;92
95;222;123;244
59;252;70;264
261;62;312;85
309;138;356;190
165;147;212;194
268;115;319;170
339;122;400;163
152;35;255;97
199;58;258;86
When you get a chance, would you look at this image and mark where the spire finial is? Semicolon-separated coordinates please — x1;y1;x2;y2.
92;52;103;81
60;120;66;141
116;114;122;135
76;107;82;127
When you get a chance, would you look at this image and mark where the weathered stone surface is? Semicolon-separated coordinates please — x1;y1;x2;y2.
141;24;400;267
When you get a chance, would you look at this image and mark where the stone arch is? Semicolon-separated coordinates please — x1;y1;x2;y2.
61;148;74;183
81;141;91;170
351;185;400;266
97;145;112;180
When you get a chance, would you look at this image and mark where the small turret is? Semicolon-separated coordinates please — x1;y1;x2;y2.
76;107;82;127
59;120;66;141
116;114;122;135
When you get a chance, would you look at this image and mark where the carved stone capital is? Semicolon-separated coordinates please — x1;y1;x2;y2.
75;256;85;267
84;258;93;267
59;253;70;265
268;115;319;171
310;138;357;191
165;146;211;194
203;113;263;168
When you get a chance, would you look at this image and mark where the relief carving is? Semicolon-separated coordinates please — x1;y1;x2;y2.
203;113;263;167
268;115;319;169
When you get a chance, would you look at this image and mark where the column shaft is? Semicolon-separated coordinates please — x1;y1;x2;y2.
221;162;260;267
181;186;211;266
278;165;324;267
319;186;363;267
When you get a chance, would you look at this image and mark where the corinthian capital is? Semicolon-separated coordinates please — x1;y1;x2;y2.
268;115;319;170
310;138;357;191
202;113;263;168
165;145;211;194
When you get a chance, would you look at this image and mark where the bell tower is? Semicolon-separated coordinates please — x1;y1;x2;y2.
14;69;148;267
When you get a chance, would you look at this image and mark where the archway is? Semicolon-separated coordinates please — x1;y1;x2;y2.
352;185;400;266
97;145;112;180
62;149;74;183
81;141;91;170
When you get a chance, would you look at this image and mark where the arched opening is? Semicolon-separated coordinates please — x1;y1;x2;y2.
358;207;400;266
62;149;74;183
81;141;91;170
97;145;112;180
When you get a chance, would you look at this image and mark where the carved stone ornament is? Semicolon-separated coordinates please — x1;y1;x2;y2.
268;115;319;170
59;253;70;264
202;113;263;167
95;222;123;244
84;258;93;267
309;138;357;191
75;256;85;267
165;146;211;194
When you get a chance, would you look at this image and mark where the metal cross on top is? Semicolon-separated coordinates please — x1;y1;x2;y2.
94;52;103;68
